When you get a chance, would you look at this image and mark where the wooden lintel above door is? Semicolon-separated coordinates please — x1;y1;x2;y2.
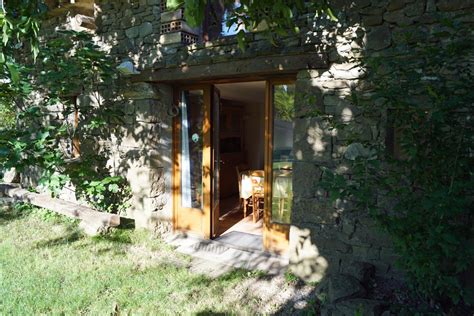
132;53;326;84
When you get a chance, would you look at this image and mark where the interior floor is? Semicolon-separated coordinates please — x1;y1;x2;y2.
218;196;263;235
216;196;263;251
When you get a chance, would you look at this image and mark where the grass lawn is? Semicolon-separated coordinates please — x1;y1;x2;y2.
0;203;317;315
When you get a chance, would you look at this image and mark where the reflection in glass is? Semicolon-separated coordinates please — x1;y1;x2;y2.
272;84;295;224
181;90;204;209
221;0;245;37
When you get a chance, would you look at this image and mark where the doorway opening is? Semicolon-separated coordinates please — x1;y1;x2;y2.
173;78;295;254
213;81;266;251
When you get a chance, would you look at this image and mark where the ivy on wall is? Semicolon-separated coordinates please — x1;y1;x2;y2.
320;23;474;308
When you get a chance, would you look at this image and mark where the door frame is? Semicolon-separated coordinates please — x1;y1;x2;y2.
172;76;296;252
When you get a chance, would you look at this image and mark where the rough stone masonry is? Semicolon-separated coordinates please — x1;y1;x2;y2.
42;0;474;295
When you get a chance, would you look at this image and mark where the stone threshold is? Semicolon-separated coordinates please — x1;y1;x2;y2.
166;232;289;275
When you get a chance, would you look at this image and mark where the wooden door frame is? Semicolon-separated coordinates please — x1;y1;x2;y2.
172;76;296;252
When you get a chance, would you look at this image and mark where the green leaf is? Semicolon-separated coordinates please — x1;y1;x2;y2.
108;183;119;193
6;61;20;83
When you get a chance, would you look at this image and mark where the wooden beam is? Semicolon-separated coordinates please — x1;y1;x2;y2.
0;183;120;235
133;53;328;84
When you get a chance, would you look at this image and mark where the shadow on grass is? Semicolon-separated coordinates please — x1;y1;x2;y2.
92;228;133;244
195;311;227;316
34;226;83;248
0;203;28;225
33;222;134;250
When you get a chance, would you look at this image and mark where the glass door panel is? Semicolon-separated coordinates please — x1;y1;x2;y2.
263;80;294;254
271;84;295;224
180;90;205;209
212;86;221;237
175;86;212;238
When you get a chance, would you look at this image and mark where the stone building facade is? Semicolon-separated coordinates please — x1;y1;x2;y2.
44;0;473;286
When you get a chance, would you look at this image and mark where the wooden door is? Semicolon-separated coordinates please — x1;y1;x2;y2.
174;86;213;238
263;80;296;253
211;86;221;237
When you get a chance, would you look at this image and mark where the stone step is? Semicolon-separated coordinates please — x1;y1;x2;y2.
166;233;289;275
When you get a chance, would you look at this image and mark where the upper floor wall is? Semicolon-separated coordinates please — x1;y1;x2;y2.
89;0;474;84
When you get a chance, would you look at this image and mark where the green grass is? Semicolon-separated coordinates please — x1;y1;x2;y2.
0;204;268;315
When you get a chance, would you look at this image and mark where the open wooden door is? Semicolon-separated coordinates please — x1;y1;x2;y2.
211;86;221;237
173;85;220;239
263;80;295;253
174;85;212;238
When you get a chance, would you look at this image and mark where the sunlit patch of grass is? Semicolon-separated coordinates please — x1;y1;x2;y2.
284;270;300;284
0;205;272;315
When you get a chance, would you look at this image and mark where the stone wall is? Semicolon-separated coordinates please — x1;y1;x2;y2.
287;0;474;284
95;0;162;69
86;0;474;280
106;82;174;233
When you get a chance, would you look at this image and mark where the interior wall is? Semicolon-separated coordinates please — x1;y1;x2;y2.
242;101;264;170
216;81;266;172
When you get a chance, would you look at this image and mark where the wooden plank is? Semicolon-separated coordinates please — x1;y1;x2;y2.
0;184;120;228
133;53;328;84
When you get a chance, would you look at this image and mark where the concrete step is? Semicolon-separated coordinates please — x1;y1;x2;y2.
166;233;289;275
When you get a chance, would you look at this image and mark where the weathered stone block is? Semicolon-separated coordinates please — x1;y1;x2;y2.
365;25;391;51
159;32;183;45
160;9;184;22
341;261;375;284
329;62;366;80
293;162;322;198
384;9;414;26
352;245;381;261
328;274;366;303
437;0;474;11
362;14;383;26
321;79;353;90
139;22;153;38
1;169;19;183
405;1;425;17
125;25;140;38
288;226;329;283
387;0;405;11
315;235;353;255
294;117;333;163
292;198;339;225
133;209;172;234
135;99;161;122
294;78;325;117
122;82;160;100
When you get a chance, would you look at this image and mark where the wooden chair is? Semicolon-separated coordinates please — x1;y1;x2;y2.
235;164;251;217
250;170;264;222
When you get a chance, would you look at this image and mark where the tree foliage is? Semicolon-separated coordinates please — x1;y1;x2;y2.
0;1;46;129
0;2;130;213
169;0;335;49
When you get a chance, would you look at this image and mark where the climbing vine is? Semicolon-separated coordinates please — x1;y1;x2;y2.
320;24;474;308
0;2;130;214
